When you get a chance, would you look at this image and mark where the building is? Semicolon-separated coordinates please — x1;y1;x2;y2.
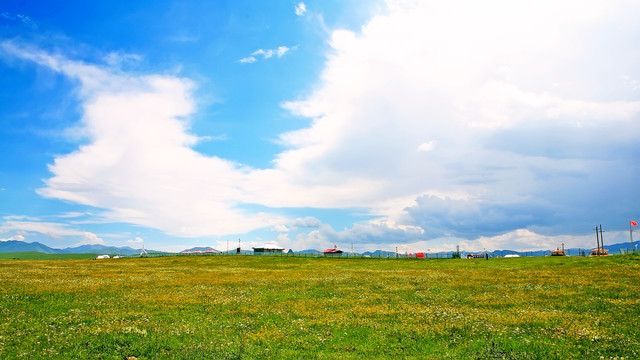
590;248;609;256
551;248;566;256
252;243;285;255
323;245;343;256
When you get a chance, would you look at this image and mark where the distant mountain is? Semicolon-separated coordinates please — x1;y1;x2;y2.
181;246;219;253
2;240;637;257
0;240;57;254
603;241;637;253
0;241;161;255
58;244;140;255
296;249;320;255
362;250;397;257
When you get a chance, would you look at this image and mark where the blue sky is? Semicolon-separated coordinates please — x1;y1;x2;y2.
1;0;638;253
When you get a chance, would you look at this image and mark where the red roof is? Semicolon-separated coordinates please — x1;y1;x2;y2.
323;248;343;253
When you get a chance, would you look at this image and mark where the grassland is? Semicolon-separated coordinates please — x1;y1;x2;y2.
0;252;99;260
0;255;639;359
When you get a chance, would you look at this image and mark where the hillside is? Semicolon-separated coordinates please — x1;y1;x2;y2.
0;255;638;358
0;240;57;254
0;241;159;255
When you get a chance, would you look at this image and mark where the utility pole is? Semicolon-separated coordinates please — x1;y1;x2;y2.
594;226;600;256
599;225;605;255
630;221;636;251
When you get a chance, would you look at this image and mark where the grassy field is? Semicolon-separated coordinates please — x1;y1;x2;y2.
0;255;639;359
0;252;99;260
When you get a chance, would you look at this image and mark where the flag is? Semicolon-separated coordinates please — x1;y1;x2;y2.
631;221;638;226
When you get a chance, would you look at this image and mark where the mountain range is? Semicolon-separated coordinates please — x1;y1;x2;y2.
0;240;636;257
0;240;155;255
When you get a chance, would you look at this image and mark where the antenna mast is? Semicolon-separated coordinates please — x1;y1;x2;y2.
139;242;148;257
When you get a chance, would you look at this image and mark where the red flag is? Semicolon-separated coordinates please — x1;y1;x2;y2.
631;221;638;226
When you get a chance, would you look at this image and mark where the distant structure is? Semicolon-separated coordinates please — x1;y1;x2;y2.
590;248;609;256
139;243;148;257
593;224;606;256
551;248;566;256
252;243;285;255
182;249;217;255
323;245;343;256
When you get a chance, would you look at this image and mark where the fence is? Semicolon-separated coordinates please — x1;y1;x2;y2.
125;248;639;259
127;251;457;259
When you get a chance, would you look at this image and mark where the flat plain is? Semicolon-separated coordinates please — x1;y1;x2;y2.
0;254;639;359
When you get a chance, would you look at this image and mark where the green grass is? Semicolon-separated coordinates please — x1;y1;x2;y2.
0;252;100;260
0;255;639;359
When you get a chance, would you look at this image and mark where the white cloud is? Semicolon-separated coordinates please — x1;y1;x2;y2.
273;0;640;240
3;0;639;251
253;49;274;59
3;215;41;221
81;232;105;245
239;46;292;63
0;219;103;245
2;41;285;238
292;219;425;252
273;224;290;232
0;234;24;242
103;51;143;67
295;2;307;16
293;224;604;254
127;237;144;244
276;46;290;57
276;233;290;245
438;229;600;253
273;217;321;233
239;56;257;64
417;141;436;152
1;12;36;27
199;134;227;142
290;216;322;228
56;212;90;218
1;220;78;238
